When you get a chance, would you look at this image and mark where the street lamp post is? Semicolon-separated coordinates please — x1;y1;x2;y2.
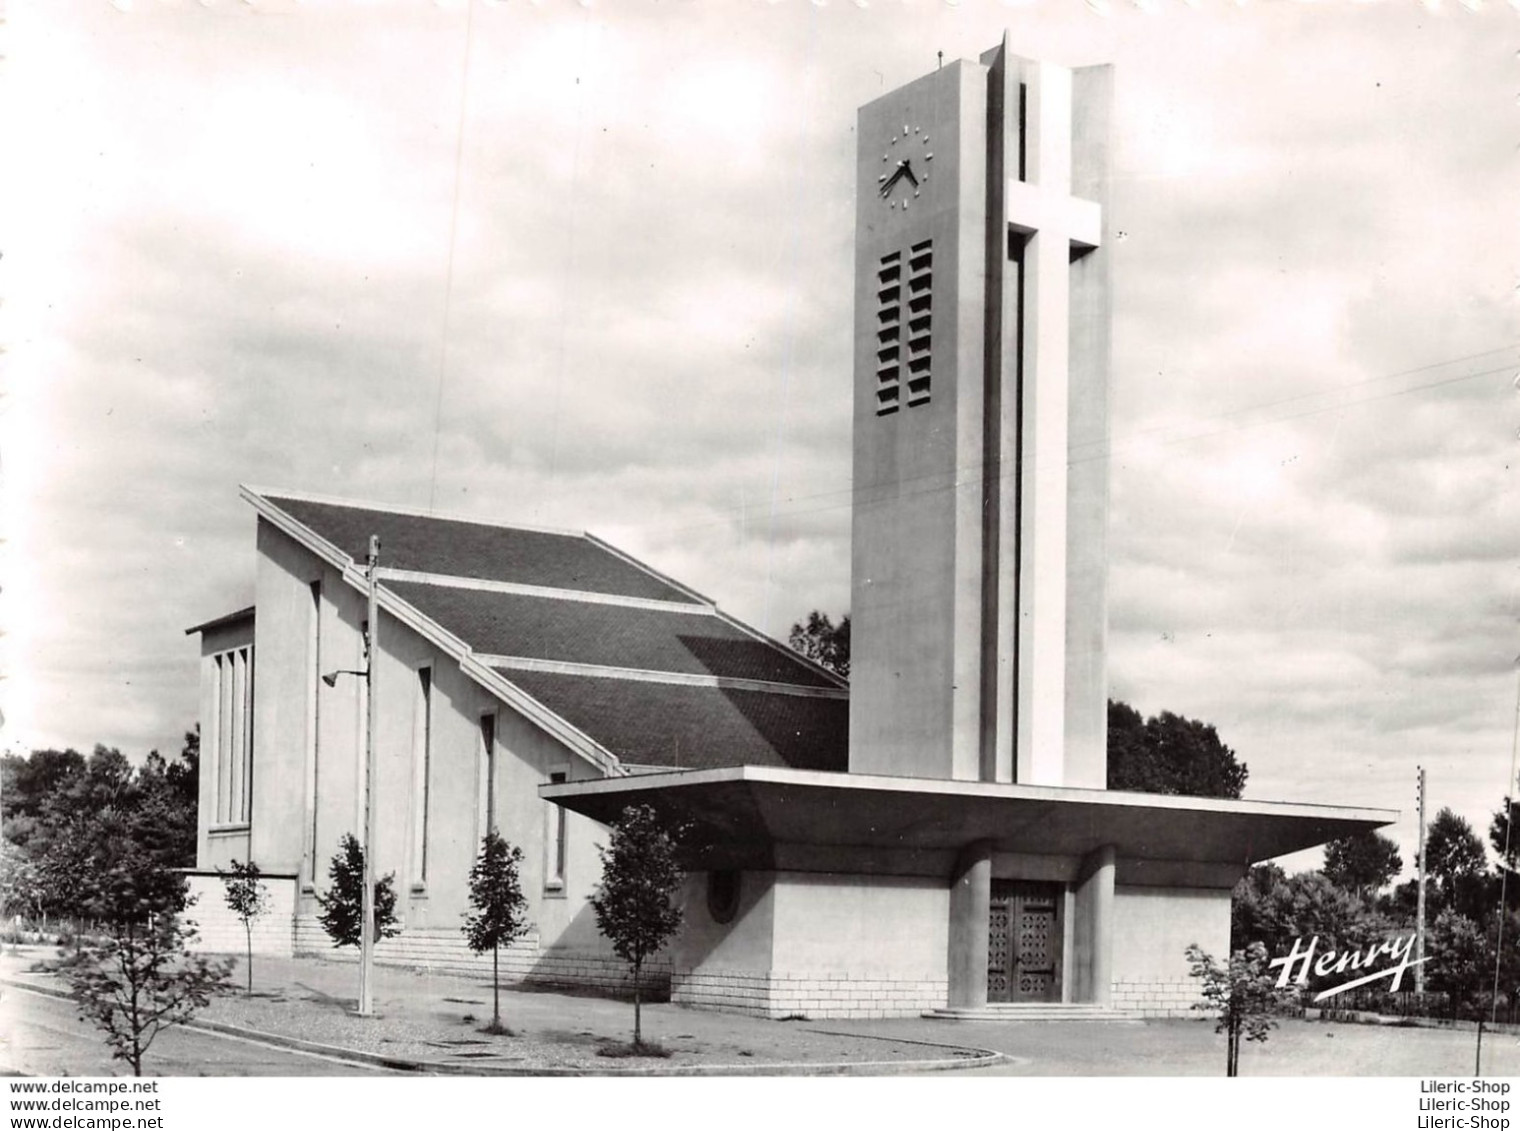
359;534;379;1017
321;534;381;1017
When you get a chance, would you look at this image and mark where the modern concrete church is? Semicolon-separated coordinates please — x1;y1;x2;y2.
186;41;1393;1019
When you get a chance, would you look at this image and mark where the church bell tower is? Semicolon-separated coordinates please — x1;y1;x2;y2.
848;38;1112;789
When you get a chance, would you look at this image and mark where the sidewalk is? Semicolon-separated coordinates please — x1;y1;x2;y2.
0;948;1001;1076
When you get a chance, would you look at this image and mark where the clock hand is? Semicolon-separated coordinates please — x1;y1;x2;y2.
901;160;919;188
878;166;904;198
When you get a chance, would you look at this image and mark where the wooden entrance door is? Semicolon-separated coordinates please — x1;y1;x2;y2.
987;880;1063;1003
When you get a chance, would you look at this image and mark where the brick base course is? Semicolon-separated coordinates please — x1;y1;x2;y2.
1112;978;1204;1018
291;916;672;998
184;874;297;959
188;894;1201;1020
672;969;948;1020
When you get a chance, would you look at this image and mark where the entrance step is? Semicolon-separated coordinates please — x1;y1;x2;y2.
923;1003;1137;1022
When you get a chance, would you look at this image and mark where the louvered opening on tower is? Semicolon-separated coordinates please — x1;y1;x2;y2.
875;243;932;415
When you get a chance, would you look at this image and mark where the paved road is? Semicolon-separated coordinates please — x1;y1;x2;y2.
857;1016;1520;1076
0;985;383;1077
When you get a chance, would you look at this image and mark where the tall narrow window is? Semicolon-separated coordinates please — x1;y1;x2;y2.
479;712;497;836
242;650;254;819
305;581;322;883
546;770;568;892
230;649;246;823
412;666;433;885
211;645;254;825
216;654;231;823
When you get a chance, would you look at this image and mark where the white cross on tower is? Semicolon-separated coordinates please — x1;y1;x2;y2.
995;58;1105;787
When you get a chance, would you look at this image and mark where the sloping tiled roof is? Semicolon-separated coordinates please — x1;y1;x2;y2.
390;581;838;688
500;671;848;773
265;494;698;603
250;489;848;774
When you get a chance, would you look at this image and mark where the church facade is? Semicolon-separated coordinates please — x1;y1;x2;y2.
185;42;1393;1020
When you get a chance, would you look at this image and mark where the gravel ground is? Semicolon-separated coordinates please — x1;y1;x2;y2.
2;949;992;1075
197;985;971;1071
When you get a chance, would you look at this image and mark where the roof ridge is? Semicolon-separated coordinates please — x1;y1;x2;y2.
480;655;849;699
583;531;716;607
242;483;587;539
379;568;711;611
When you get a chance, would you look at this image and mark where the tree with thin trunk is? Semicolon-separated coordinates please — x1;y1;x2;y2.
462;831;531;1035
591;804;684;1052
218;859;269;995
1185;941;1294;1077
66;854;232;1076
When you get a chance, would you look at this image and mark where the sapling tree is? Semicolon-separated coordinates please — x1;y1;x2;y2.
1185;941;1295;1077
316;833;399;949
590;804;684;1051
67;854;233;1076
218;859;269;994
462;831;531;1035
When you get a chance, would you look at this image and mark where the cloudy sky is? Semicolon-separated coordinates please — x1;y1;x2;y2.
3;0;1516;875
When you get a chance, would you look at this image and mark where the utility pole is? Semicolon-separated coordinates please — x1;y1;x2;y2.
358;535;380;1017
1416;764;1427;996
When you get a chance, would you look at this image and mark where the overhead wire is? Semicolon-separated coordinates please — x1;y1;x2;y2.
625;343;1519;540
428;0;479;512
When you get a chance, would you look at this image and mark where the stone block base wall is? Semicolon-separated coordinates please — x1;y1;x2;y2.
1112;978;1205;1018
183;873;297;958
291;916;670;998
671;969;948;1020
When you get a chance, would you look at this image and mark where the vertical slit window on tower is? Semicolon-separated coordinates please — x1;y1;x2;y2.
906;240;932;405
875;249;903;414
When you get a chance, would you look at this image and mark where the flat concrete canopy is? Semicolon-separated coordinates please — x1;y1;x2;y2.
543;766;1396;878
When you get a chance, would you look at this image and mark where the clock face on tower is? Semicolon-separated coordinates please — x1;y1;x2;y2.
877;122;933;210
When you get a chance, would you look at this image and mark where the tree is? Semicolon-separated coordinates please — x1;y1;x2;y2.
1322;831;1403;901
219;860;269;995
30;789;122;930
1;748;87;844
315;834;399;949
66;854;232;1076
787;611;850;678
1186;941;1294;1077
1490;909;1520;1019
1230;868;1396;1000
1230;862;1287;953
7;741;199;924
462;832;531;1035
0;842;43;924
590;804;684;1050
1490;796;1520;874
1424;807;1490;921
1426;909;1491;1018
132;757;196;870
1106;701;1248;799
